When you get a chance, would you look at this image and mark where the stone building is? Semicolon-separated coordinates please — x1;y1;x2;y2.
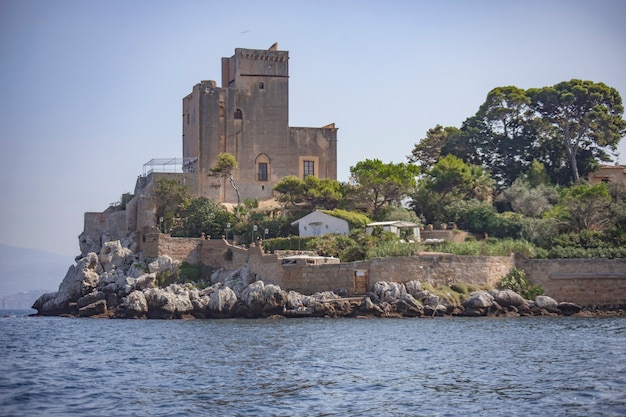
80;44;338;252
181;43;338;203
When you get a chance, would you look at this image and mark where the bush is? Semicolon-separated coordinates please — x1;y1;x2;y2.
499;268;544;300
366;241;421;259
262;236;315;252
156;262;212;288
423;238;539;258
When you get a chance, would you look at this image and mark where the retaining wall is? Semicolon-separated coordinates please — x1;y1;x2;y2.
517;257;626;307
146;234;626;306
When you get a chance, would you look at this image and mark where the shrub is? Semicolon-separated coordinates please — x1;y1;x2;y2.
499;268;544;300
366;241;420;259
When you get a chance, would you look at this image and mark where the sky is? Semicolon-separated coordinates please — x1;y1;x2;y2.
1;0;625;258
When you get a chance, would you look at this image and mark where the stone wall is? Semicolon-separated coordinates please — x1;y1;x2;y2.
517;257;626;307
147;235;626;306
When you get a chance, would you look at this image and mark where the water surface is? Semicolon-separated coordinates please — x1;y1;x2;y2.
1;312;625;416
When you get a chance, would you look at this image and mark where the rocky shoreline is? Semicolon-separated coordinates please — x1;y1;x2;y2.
32;237;621;320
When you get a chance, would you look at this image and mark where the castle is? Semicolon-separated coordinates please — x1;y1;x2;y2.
81;44;338;253
182;43;338;203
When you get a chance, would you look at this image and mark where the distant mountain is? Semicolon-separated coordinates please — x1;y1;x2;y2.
0;244;72;304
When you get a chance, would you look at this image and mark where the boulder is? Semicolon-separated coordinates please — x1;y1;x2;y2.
99;240;133;272
134;273;156;291
359;296;384;316
312;299;355;317
126;262;148;279
241;281;287;316
207;286;238;316
32;253;102;316
396;294;424;317
374;281;406;303
118;290;148;318
494;289;527;308
77;290;106;309
422;291;440;308
535;295;559;313
461;291;494;316
144;285;194;319
463;291;494;309
148;255;179;274
558;302;582;316
404;280;422;298
78;299;107;317
423;304;447;317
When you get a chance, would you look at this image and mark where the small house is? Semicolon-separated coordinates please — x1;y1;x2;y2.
366;221;421;242
291;211;349;237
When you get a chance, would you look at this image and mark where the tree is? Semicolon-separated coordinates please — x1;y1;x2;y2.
304;176;343;210
209;152;240;206
273;175;307;208
528;80;626;183
454;86;540;187
349;159;420;218
154;177;191;233
548;183;613;232
407;125;460;169
176;197;234;238
501;179;558;218
410;155;494;223
525;160;551;187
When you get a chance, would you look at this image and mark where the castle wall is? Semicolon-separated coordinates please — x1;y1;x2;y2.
517;257;626;307
146;236;626;306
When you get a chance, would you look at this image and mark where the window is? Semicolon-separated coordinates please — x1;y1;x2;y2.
258;162;268;181
258;82;265;90
234;109;242;120
303;160;315;177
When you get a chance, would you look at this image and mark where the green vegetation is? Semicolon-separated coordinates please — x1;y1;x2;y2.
150;78;625;260
498;268;544;300
156;262;213;288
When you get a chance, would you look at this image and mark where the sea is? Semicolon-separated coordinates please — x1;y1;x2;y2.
1;310;625;417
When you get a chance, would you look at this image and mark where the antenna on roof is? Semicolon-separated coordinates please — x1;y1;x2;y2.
268;42;278;51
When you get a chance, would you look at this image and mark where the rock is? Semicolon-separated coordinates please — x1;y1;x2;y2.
463;291;494;309
144;285;194;319
118;290;148;318
134;273;156;291
494;289;527;308
207;286;238;317
148;255;179;274
359;296;384;316
535;295;559;313
32;253;102;316
127;262;148;278
422;292;440;307
99;240;133;272
78;300;107;317
405;280;422;298
558;302;582;316
374;281;406;303
77;290;106;309
423;304;447;317
313;299;355;317
460;291;494;316
241;281;287;316
396;294;423;317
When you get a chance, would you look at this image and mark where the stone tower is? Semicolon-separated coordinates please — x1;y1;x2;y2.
182;43;338;204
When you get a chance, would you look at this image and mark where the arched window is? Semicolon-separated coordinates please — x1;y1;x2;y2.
234;109;242;120
255;153;270;181
258;82;265;90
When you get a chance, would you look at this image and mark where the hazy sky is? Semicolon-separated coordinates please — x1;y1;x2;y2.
1;0;625;258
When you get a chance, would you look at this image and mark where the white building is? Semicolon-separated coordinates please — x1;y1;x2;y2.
366;221;421;242
291;211;349;237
